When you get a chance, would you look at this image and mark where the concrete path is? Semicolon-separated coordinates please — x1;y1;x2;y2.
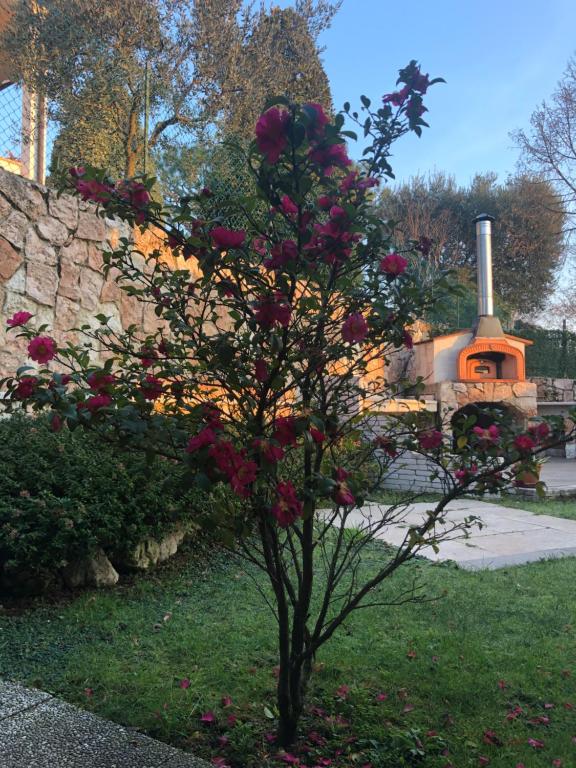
539;458;576;496
0;681;209;768
334;498;576;570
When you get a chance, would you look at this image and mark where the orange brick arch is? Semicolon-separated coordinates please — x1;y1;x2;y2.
457;340;525;382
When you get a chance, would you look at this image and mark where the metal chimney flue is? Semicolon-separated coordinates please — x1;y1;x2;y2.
473;214;504;338
475;213;495;317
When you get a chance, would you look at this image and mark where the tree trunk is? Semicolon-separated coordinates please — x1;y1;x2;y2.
277;653;312;748
125;103;140;178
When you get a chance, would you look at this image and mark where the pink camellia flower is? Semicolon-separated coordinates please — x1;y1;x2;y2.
418;430;443;450
473;424;500;444
226;714;237;727
514;434;536;452
280;195;298;216
252;237;268;256
271;481;303;528
14;376;38;399
278;754;300;766
221;695;232;707
335;684;350;699
375;692;388;702
85;393;112;412
210;226;246;250
7;310;33;327
411;69;431;93
342;313;368;344
179;678;191;689
186;427;217;453
374;435;398;457
229;458;258;498
50;413;63;433
310;427;326;444
317;195;333;210
129;182;150;208
139;346;157;368
527;738;545;749
255;106;291;163
309;143;351;175
69;166;86;178
478;758;490;767
273;416;298;447
380;252;408;276
140;375;163;401
382;85;410;106
87;371;115;392
264;239;298;270
254;293;292;330
406;97;427;120
253;438;284;464
75;178;113;204
529;421;551;443
255;359;269;382
200;710;216;724
28;336;57;364
333;467;355;506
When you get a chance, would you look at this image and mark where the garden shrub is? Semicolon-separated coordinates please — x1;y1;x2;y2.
0;414;204;588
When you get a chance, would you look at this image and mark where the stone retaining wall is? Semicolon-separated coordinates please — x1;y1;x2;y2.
0;169;183;380
530;377;576;403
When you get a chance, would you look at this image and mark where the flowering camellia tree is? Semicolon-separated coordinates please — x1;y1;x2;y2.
2;61;575;748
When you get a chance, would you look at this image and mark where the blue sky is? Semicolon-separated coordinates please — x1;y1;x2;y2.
312;0;576;188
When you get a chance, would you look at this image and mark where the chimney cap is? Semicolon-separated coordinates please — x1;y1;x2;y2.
474;213;496;224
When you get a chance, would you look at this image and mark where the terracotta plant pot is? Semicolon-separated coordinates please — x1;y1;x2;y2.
514;466;541;488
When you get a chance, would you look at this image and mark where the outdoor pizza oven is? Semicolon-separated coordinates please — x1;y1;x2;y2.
456;215;526;383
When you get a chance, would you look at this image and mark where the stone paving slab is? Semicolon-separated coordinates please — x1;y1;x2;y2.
322;497;576;570
0;682;209;768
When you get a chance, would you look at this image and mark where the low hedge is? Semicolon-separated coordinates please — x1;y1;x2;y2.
0;414;203;590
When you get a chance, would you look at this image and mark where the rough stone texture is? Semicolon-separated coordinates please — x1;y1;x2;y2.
62;550;119;589
0;169;184;379
26;263;59;306
35;215;70;246
0;681;210;767
49;193;79;230
0;237;22;280
24;228;57;266
130;526;188;570
531;376;576;403
426;379;539;429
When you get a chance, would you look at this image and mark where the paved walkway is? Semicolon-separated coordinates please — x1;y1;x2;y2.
335;497;576;570
0;681;209;768
539;458;576;496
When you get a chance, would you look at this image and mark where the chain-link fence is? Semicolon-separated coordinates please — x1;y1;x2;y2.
0;80;59;183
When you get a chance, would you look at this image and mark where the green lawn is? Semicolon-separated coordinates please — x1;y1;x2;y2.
497;494;576;520
1;538;575;767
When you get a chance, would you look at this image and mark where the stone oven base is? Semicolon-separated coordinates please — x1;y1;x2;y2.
428;380;538;428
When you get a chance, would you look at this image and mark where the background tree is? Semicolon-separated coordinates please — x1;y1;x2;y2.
4;0;338;184
377;171;565;319
220;4;334;140
513;56;576;236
